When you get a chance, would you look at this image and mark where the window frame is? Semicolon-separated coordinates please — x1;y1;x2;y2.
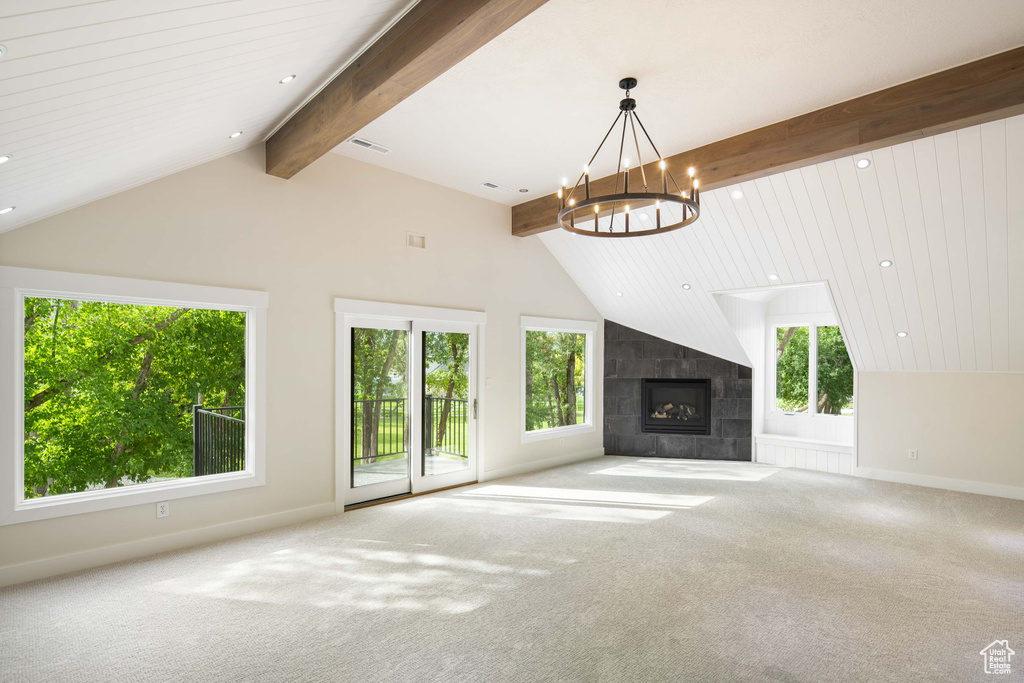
520;315;596;444
767;314;854;420
0;266;268;526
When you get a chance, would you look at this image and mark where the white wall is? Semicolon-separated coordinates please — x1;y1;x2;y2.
858;372;1024;493
0;146;603;574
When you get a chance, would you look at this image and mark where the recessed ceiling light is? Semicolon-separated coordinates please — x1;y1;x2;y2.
0;206;15;215
731;190;743;199
519;188;529;193
229;131;243;139
616;291;623;297
768;274;779;281
279;75;296;84
856;158;871;169
880;259;893;268
896;331;909;338
0;154;11;165
682;283;692;290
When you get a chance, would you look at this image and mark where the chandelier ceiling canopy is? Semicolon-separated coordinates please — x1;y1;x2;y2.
557;78;700;238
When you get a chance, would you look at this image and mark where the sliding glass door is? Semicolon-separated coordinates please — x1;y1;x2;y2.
413;321;475;493
344;314;477;506
350;321;411;502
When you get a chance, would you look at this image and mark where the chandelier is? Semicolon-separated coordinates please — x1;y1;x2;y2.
557;78;700;238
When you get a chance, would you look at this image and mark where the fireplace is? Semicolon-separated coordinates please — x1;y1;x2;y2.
641;378;711;435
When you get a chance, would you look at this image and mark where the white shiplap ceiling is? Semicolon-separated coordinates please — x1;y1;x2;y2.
540;115;1024;373
0;0;413;233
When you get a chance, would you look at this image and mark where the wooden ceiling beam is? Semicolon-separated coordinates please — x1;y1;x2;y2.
512;45;1024;237
266;0;550;179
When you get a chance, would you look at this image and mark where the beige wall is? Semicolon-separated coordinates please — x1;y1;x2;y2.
0;147;602;572
858;372;1024;489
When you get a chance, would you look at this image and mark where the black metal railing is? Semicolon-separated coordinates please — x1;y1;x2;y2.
193;405;245;476
353;398;407;464
424;395;469;459
351;396;469;465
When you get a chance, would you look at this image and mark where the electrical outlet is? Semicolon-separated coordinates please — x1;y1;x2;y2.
908;449;919;461
156;501;170;518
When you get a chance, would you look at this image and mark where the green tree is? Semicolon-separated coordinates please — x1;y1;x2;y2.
23;298;246;499
775;326;809;411
525;331;585;431
816;326;854;414
424;332;468;447
775;325;854;414
352;329;407;463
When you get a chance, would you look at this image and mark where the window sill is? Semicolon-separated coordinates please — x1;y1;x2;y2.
521;423;595;444
2;470;263;526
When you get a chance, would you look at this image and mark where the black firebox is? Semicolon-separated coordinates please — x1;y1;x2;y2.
641;378;711;435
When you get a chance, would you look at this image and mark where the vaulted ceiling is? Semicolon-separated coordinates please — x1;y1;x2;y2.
331;0;1024;206
540;115;1024;373
0;0;413;232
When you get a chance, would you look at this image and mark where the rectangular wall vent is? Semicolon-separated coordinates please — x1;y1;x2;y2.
407;233;426;249
349;137;390;154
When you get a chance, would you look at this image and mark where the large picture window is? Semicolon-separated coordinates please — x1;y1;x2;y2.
0;267;267;525
521;316;595;442
773;323;854;416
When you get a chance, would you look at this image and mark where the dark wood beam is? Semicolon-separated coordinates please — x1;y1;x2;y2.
513;45;1024;237
266;0;550;179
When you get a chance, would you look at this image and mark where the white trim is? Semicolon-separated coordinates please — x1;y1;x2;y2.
480;447;604;482
853;466;1024;501
755;433;854;454
0;266;267;526
334;298;486;324
520;316;597;443
0;503;335;589
520;315;597;334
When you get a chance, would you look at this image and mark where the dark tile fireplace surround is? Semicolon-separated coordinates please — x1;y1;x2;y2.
604;320;752;460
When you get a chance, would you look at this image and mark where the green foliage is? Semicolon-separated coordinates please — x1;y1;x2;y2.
816;326;854;414
352;329;406;401
23;298;246;499
775;326;809;412
775;325;854;414
424;332;468;400
525;331;585;431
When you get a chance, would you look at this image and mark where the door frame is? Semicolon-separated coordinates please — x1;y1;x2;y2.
334;299;486;511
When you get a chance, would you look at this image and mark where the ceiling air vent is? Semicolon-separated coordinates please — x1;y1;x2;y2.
481;182;511;192
349;137;390;154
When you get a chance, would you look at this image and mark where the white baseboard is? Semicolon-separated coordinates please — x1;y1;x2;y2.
0;502;336;589
480;447;605;482
854;467;1024;501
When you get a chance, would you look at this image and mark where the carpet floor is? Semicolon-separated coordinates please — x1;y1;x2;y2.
2;456;1022;682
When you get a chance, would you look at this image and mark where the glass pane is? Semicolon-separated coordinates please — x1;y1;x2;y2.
817;326;855;415
423;332;470;476
23;297;246;500
352;328;408;488
524;330;586;432
775;326;809;412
